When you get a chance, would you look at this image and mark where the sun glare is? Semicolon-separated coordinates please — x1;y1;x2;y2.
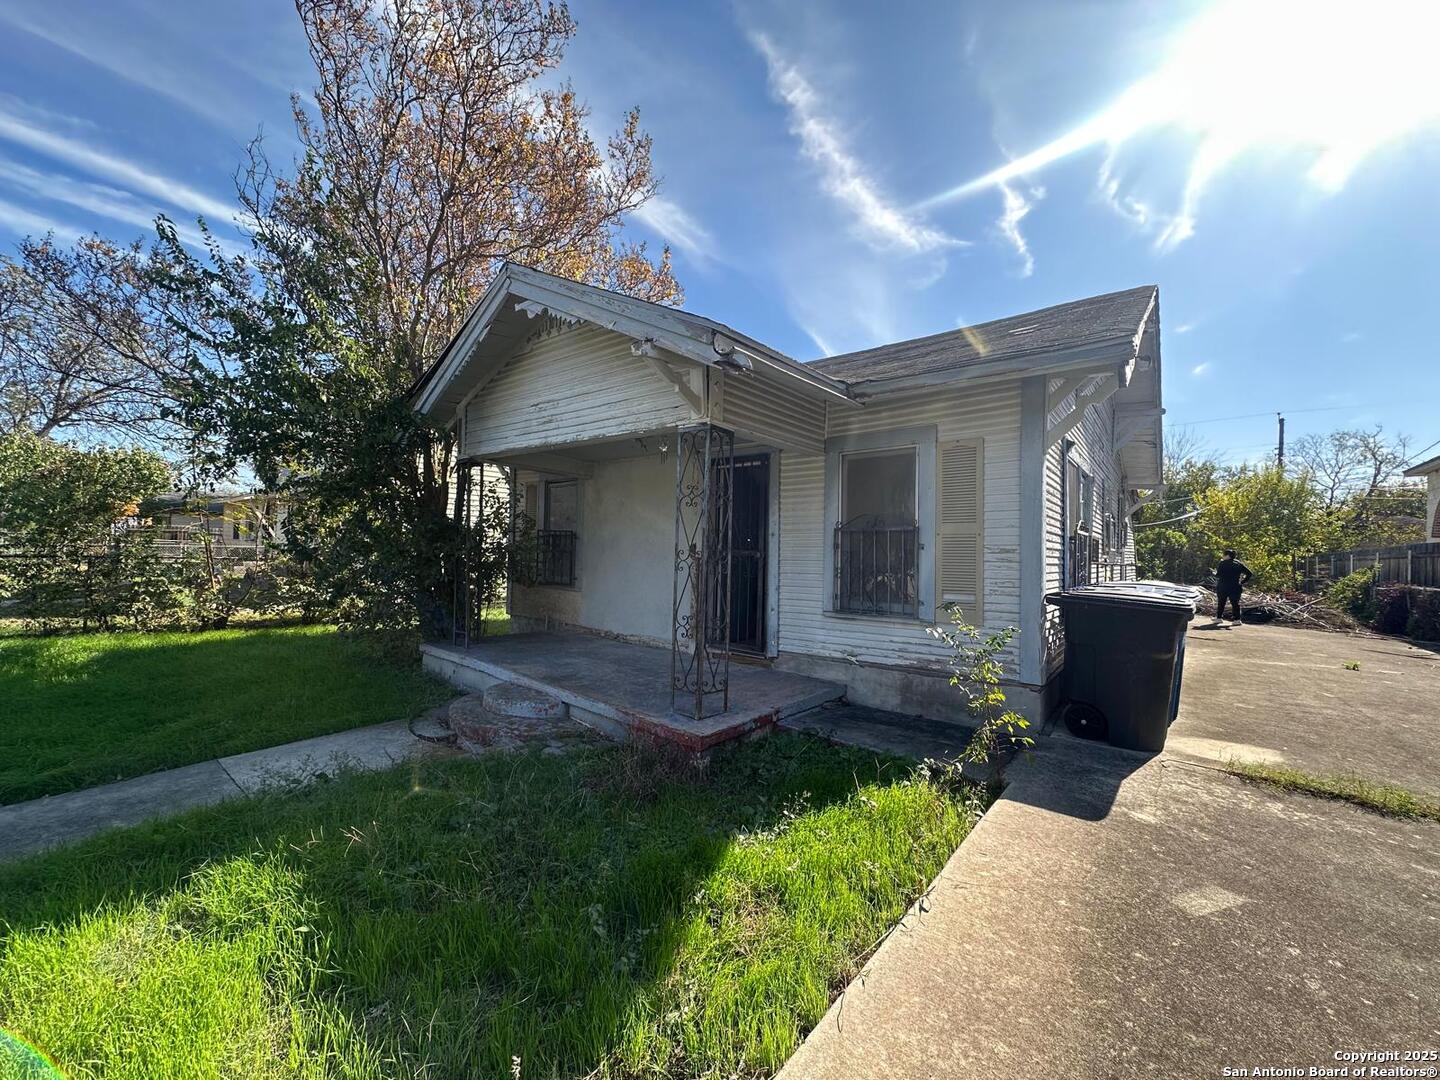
924;0;1440;243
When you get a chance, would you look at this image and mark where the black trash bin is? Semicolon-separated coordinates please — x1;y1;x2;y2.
1044;582;1200;752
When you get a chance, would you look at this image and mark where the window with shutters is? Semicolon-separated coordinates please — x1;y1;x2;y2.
835;448;919;616
822;425;937;621
938;439;983;621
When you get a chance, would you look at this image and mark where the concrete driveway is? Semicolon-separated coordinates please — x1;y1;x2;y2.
780;623;1440;1079
1171;620;1440;797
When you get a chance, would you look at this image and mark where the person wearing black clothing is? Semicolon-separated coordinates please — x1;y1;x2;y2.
1215;549;1253;624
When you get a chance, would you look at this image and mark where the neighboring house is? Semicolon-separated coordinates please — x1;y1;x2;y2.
1403;453;1440;541
138;492;286;558
413;264;1164;722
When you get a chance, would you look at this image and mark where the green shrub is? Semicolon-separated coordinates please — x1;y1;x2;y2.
1325;566;1377;622
1371;584;1440;641
1374;584;1413;635
1405;588;1440;642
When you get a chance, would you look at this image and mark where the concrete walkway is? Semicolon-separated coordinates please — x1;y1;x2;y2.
780;623;1440;1079
0;717;459;862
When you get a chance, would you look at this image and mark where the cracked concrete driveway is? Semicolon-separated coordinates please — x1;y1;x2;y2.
780;623;1440;1080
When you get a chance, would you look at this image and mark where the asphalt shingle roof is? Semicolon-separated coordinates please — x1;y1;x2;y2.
809;285;1158;385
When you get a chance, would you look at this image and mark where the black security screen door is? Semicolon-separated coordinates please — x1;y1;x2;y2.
729;455;770;653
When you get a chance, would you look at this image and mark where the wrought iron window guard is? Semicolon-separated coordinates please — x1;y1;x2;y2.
533;529;577;586
833;518;919;617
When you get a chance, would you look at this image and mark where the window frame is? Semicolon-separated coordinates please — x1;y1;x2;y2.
526;475;582;589
823;426;937;621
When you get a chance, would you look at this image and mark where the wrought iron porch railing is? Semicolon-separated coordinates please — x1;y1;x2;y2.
834;522;919;617
534;529;577;586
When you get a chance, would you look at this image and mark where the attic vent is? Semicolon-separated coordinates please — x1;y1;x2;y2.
1007;324;1040;335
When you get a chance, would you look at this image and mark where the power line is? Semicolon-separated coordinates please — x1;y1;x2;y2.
1401;436;1440;468
1171;404;1376;427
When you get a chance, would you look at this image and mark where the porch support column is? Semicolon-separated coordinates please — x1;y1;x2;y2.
1019;375;1048;688
671;422;735;719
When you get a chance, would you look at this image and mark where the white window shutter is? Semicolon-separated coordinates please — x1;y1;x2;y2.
939;439;983;620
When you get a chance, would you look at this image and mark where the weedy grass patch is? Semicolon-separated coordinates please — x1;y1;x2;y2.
1226;759;1440;823
0;734;984;1079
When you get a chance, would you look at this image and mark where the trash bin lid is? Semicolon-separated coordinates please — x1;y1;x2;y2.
1044;581;1200;613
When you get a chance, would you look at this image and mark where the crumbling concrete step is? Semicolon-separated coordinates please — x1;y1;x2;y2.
448;683;593;755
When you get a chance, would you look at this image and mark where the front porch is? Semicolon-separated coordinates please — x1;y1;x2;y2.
421;632;845;751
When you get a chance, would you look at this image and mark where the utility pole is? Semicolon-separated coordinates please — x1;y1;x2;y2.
1276;413;1286;471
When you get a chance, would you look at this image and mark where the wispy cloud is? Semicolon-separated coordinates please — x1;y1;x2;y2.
0;159;220;249
797;321;836;358
0;7;253;132
920;0;1440;250
995;181;1042;277
0;194;81;239
749;32;961;255
1173;321;1197;334
1191;361;1212;376
632;196;717;264
0;97;238;226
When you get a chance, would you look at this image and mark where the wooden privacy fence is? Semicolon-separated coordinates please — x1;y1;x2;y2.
1302;543;1440;590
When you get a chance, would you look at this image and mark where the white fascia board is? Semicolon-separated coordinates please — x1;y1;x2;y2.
413;266;517;417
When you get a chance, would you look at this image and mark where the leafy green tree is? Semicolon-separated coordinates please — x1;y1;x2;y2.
1195;465;1326;589
1135;453;1222;583
0;432;174;627
160;0;680;639
0;431;171;550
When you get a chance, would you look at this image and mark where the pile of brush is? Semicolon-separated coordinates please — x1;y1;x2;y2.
1193;587;1367;632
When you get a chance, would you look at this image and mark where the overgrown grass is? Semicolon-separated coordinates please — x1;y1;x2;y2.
1226;760;1440;822
0;735;982;1079
0;626;453;804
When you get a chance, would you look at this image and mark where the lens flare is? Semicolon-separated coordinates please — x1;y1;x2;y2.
924;0;1440;245
0;1030;66;1078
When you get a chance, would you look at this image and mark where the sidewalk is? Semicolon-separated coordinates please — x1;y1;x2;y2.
779;736;1439;1079
0;717;458;862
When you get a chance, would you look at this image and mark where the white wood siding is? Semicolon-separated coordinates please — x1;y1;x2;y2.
463;324;694;459
1043;390;1125;678
719;368;826;453
777;382;1023;674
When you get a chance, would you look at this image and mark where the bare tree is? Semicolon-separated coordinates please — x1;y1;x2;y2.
0;236;192;447
273;0;680;383
1292;426;1412;509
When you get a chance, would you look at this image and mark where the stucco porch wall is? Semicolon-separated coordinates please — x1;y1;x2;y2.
510;449;675;644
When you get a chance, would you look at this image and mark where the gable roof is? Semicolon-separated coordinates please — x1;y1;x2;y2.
1403;452;1440;478
809;285;1158;388
411;263;851;418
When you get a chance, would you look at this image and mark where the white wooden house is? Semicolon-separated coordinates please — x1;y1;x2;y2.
413;264;1164;730
1403;453;1440;541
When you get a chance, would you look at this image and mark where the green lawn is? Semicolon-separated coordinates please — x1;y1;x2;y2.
0;735;980;1080
0;626;453;805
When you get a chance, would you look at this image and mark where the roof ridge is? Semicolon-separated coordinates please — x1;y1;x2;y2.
811;284;1158;369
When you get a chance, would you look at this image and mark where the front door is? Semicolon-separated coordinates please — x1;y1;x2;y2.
729;455;770;653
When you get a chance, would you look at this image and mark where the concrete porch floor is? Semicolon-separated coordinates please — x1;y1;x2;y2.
422;632;844;751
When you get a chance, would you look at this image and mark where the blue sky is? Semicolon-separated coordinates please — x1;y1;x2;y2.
2;0;1438;465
